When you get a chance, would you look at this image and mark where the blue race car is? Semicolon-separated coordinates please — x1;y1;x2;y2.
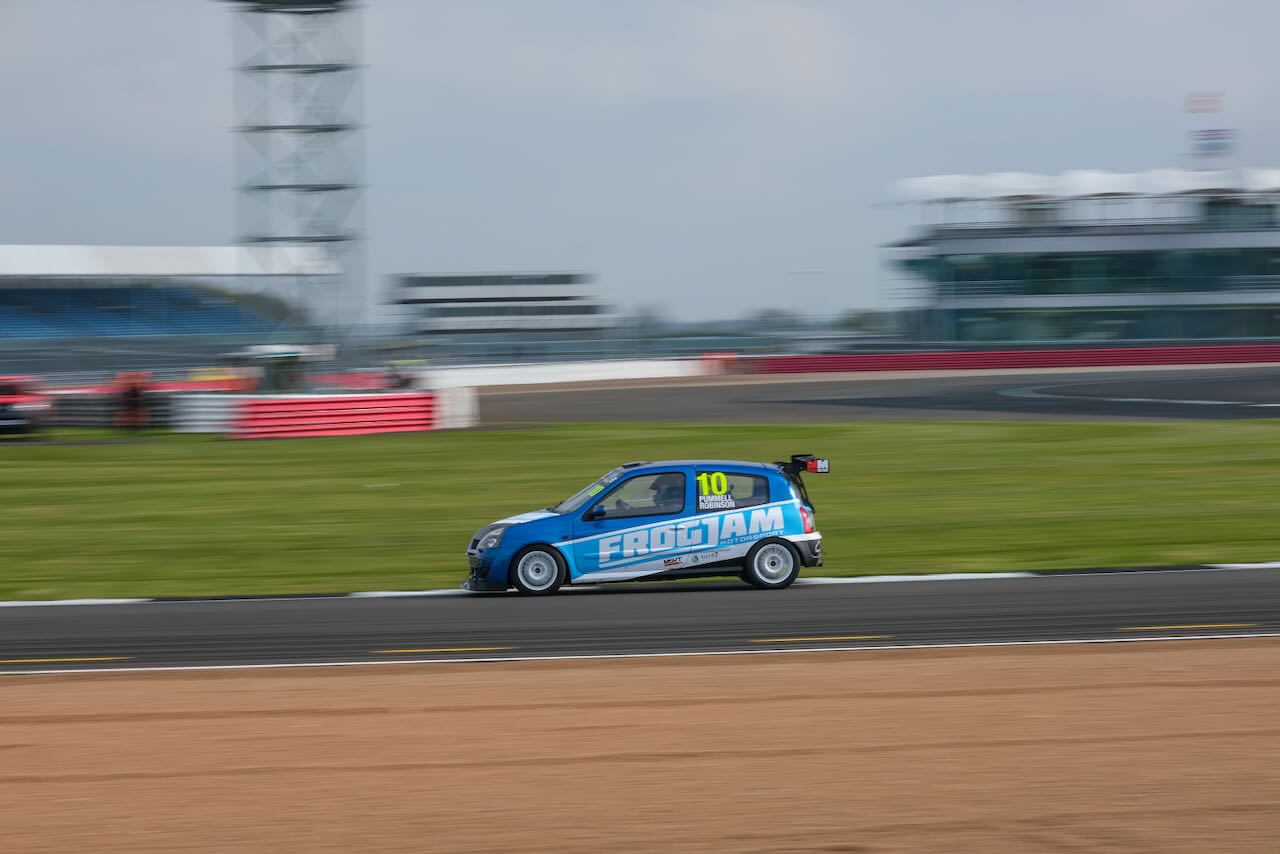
463;455;827;595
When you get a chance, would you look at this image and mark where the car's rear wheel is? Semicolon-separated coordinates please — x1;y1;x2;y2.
742;539;800;589
511;546;567;596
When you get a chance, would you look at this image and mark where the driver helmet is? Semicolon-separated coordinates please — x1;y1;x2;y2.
650;473;684;503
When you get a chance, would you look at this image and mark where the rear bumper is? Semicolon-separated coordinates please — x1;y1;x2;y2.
796;537;823;567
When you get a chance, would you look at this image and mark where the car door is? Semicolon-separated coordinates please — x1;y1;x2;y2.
690;467;786;565
571;470;691;582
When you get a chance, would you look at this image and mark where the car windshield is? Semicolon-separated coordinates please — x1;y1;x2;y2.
551;467;627;514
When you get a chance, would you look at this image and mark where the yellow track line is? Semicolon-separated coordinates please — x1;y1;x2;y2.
373;646;514;654
751;635;889;644
0;656;131;664
1118;623;1257;632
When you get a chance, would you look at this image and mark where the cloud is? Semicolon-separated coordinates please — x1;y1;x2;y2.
0;0;228;156
376;0;865;113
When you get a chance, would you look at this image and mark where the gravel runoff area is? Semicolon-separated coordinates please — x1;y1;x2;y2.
3;638;1278;853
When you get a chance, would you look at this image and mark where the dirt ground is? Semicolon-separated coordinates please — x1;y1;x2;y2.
3;639;1278;853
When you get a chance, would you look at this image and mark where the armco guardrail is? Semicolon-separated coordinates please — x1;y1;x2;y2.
749;344;1280;374
49;391;175;428
170;391;478;438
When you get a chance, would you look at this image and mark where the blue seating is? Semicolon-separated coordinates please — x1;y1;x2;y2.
0;287;287;339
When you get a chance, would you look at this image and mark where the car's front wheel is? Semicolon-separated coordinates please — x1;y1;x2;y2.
510;546;567;596
741;539;800;590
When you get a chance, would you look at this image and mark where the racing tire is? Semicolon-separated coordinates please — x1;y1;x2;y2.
741;539;801;590
510;546;567;596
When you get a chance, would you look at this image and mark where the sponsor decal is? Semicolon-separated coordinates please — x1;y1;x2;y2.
596;505;787;568
688;550;719;566
663;558;683;568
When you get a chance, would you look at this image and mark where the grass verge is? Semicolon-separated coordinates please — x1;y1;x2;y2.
3;421;1279;599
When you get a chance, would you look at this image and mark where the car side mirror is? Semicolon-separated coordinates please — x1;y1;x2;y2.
588;505;606;520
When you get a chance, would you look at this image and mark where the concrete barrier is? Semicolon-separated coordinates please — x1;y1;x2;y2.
423;358;710;389
170;395;241;433
749;344;1280;374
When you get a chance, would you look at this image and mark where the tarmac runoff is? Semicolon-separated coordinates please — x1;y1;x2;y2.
2;563;1277;675
477;364;1280;422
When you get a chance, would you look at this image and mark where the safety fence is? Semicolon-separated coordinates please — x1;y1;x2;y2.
747;344;1280;374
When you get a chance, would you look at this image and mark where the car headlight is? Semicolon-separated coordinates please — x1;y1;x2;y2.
477;526;508;550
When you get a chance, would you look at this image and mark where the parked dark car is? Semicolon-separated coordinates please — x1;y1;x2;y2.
0;402;35;437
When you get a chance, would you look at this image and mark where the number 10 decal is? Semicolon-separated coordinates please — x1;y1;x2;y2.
696;472;736;511
696;471;728;495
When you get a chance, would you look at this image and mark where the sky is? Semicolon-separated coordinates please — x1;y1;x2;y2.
2;0;1279;322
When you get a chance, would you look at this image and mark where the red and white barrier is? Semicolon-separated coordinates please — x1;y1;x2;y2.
172;388;477;437
749;344;1280;374
233;394;436;439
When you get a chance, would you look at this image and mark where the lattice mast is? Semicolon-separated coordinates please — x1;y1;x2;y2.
224;0;363;333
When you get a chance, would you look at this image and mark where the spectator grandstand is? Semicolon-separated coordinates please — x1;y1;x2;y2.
0;286;281;339
0;245;337;341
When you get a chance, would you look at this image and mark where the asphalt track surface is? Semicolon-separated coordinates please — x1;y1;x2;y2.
3;568;1277;674
481;365;1280;422
8;365;1278;676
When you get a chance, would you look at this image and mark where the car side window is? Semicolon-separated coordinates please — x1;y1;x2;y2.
590;472;686;520
695;471;769;512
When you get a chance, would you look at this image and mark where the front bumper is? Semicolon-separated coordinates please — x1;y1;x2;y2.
461;571;508;592
461;549;510;592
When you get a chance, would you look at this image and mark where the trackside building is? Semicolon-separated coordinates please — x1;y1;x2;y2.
888;169;1280;343
394;272;617;359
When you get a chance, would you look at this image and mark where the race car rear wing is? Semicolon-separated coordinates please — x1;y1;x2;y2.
775;454;829;508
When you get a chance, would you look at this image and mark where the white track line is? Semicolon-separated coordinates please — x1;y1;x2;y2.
1;563;1277;607
347;590;468;598
0;598;150;608
797;573;1036;584
1210;561;1280;570
3;632;1278;677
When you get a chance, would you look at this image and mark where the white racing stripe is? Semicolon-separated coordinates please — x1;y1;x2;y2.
3;632;1278;677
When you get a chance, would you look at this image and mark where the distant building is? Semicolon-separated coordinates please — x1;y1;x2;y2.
394;272;616;357
888;169;1280;342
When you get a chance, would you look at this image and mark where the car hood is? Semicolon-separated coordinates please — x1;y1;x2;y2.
494;509;559;526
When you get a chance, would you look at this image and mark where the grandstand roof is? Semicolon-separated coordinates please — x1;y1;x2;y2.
0;245;339;278
892;169;1280;202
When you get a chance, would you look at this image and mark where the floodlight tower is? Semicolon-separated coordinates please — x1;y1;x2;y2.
223;0;363;334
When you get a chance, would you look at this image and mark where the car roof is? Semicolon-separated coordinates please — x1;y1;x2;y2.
626;459;777;473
